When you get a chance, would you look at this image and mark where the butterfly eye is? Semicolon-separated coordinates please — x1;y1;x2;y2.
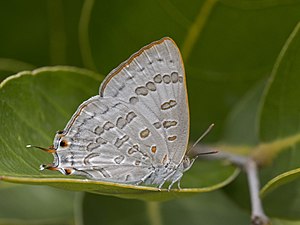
56;130;64;134
183;157;191;168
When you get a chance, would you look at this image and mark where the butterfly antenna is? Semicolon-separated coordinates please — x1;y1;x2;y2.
26;144;56;153
187;123;217;155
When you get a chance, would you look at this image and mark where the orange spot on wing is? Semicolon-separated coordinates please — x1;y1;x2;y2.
151;146;157;153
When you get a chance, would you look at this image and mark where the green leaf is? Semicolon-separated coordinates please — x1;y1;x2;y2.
0;66;238;201
261;168;300;197
0;184;74;225
0;58;36;82
255;22;300;218
2;0;300;221
221;22;300;220
223;79;267;145
272;219;300;225
81;190;250;225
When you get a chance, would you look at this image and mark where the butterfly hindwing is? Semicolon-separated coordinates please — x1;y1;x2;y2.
56;96;169;183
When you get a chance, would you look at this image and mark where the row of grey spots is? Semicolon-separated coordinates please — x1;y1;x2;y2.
129;96;139;105
167;135;177;142
86;137;107;151
96;137;107;145
163;120;178;129
83;153;100;165
163;74;171;84
114;155;125;164
126;111;137;123
171;72;183;83
94;126;104;135
86;112;137;151
127;144;149;161
93;111;136;135
135;86;148;96
116;117;127;129
114;135;129;148
116;111;136;130
146;81;156;91
129;72;182;107
153;74;162;83
153;72;183;84
86;142;100;151
128;144;139;155
140;128;150;139
133;80;159;97
153;121;161;129
161;99;177;110
152;120;178;129
103;121;114;131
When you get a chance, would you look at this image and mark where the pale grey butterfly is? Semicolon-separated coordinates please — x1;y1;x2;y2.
28;37;214;190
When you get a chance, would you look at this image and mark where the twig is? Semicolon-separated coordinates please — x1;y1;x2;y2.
245;159;270;225
146;201;163;225
190;146;270;225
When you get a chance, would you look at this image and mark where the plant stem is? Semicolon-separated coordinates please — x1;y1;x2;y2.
191;146;270;225
47;0;67;65
146;201;163;225
181;0;217;62
245;159;270;225
79;0;97;71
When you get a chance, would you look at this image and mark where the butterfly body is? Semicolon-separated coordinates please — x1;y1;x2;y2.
41;37;194;189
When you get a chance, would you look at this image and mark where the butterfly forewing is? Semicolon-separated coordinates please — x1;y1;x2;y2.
99;37;189;165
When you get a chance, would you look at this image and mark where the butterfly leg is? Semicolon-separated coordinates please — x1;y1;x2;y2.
157;180;167;190
135;171;154;186
177;179;182;189
168;173;183;191
158;170;178;191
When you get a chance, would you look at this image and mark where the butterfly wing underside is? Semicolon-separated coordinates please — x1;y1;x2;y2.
52;37;189;184
57;96;172;183
99;37;189;165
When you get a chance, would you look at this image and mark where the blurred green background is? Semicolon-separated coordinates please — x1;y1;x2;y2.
2;0;300;224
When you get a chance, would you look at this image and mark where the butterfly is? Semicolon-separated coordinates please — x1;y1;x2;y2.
28;37;213;190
